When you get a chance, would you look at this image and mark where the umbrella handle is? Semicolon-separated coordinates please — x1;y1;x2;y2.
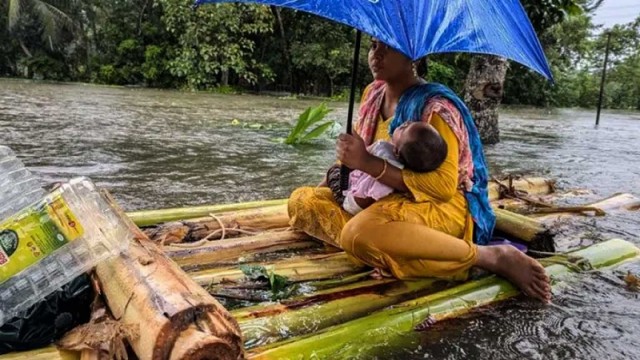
340;30;362;191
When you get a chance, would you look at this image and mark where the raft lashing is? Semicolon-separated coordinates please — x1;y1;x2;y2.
3;177;640;360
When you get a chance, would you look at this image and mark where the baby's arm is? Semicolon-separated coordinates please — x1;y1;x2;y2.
353;196;376;209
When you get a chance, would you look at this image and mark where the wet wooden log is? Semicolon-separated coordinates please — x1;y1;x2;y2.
164;230;318;268
95;191;244;360
95;236;244;360
488;177;555;201
535;193;640;223
128;199;287;227
0;348;78;360
189;252;366;288
235;278;444;349
145;205;289;245
493;208;553;243
145;177;556;244
248;239;640;359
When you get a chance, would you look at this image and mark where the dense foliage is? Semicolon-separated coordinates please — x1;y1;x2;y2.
1;0;638;109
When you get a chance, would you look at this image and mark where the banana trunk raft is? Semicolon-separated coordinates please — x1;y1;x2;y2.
2;177;639;360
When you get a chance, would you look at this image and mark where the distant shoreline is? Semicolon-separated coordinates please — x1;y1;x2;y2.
2;77;639;114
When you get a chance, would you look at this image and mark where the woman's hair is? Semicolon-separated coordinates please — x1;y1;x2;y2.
398;125;448;172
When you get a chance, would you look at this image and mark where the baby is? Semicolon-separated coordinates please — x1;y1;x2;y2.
327;122;448;215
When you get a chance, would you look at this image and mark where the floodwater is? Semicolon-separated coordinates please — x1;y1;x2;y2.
1;79;639;359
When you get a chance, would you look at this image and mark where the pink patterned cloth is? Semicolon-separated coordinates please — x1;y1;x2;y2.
356;81;475;191
346;141;403;202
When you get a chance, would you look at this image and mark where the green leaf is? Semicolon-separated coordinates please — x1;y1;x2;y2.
240;264;268;281
300;121;337;143
305;103;332;128
285;106;312;143
566;4;583;16
269;272;288;293
285;103;333;145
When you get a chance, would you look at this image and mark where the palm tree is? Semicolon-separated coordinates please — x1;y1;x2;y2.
7;0;78;53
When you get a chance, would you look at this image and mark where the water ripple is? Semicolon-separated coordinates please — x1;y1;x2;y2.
1;80;639;359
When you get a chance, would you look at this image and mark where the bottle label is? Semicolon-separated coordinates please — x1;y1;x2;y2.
0;194;84;284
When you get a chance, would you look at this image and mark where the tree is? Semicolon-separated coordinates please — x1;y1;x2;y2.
289;23;353;96
503;13;596;108
160;1;273;90
7;0;79;54
1;0;636;109
463;0;599;144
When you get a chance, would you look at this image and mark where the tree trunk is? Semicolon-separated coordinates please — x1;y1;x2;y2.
270;6;293;91
84;28;92;81
19;40;33;58
463;55;508;145
221;69;229;86
328;76;334;97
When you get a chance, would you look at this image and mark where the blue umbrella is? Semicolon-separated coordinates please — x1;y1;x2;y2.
195;0;553;79
195;0;552;190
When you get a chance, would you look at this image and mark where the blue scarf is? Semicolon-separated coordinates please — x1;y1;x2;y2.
389;83;495;245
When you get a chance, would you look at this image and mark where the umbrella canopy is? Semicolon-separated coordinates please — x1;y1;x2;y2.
195;0;553;80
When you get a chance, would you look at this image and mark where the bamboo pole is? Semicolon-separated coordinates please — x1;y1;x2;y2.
303;271;379;290
230;278;396;321
127;199;288;227
0;348;78;360
189;253;366;287
95;236;244;360
165;230;318;268
249;239;640;359
132;177;554;230
535;193;640;223
170;327;233;360
488;177;555;201
170;310;245;360
95;191;243;360
79;352;101;360
492;197;534;213
237;278;445;349
493;208;553;244
151;177;555;245
145;205;290;244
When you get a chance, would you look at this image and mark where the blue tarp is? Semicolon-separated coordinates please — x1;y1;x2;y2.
196;0;553;80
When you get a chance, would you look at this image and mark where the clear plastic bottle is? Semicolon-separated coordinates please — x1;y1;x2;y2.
0;177;134;325
0;146;46;221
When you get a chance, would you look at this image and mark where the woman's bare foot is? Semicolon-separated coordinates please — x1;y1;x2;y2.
476;245;551;302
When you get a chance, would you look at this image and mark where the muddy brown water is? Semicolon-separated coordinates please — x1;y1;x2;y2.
1;79;639;359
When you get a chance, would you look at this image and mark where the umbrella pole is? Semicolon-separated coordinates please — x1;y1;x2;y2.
340;30;363;190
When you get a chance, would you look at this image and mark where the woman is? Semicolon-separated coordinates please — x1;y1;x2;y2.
289;39;551;302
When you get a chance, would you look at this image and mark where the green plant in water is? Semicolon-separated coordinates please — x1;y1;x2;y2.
284;103;336;145
240;264;297;300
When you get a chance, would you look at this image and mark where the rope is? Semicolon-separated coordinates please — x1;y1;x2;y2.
168;239;210;248
203;213;227;241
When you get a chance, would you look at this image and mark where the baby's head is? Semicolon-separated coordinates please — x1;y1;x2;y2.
392;122;448;172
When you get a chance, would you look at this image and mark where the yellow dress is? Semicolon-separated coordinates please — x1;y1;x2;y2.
288;112;477;281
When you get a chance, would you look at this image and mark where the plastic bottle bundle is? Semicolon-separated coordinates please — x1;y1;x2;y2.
0;166;134;325
0;146;46;221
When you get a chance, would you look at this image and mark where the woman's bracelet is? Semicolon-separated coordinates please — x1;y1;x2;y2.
374;159;388;180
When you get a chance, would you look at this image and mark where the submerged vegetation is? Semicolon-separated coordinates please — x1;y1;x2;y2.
229;103;338;145
283;103;335;145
